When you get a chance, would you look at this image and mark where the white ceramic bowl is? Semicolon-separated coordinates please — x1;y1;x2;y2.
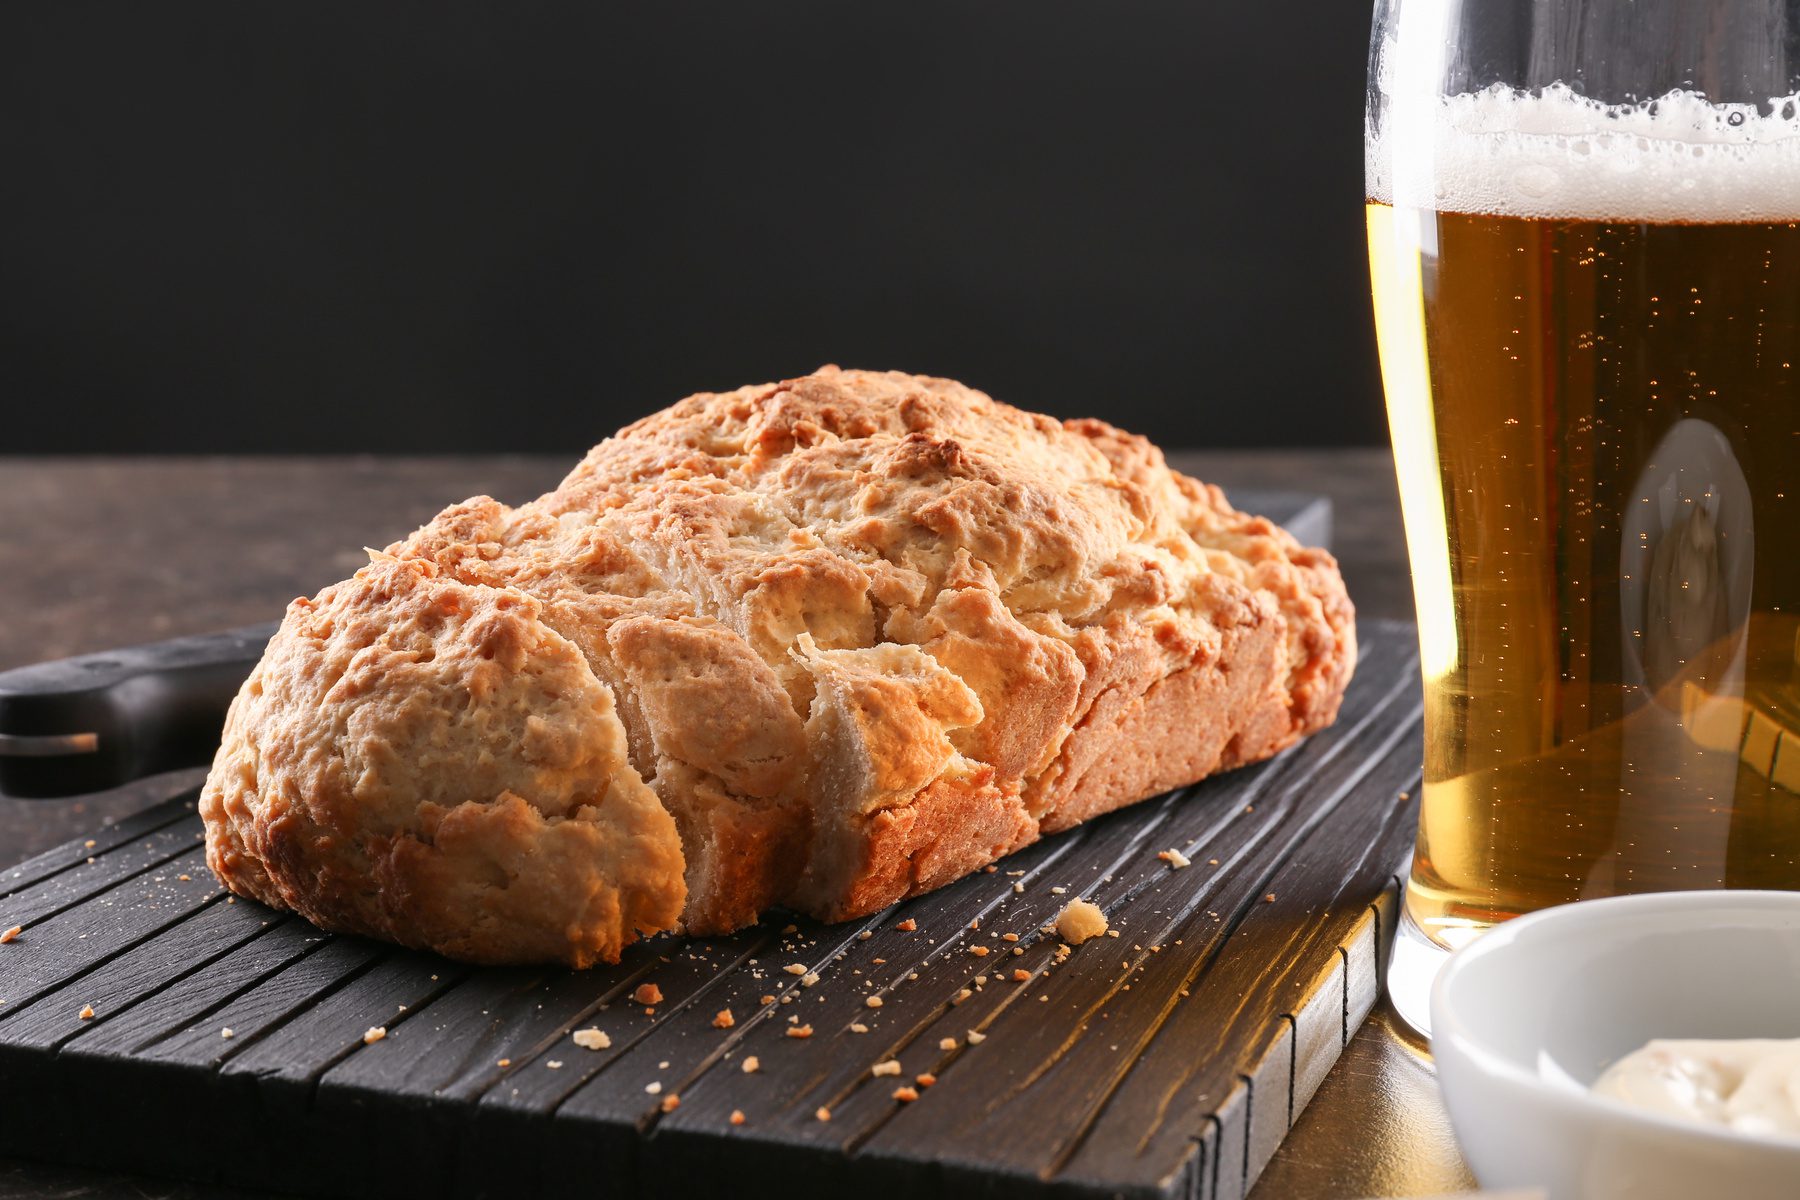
1430;890;1800;1200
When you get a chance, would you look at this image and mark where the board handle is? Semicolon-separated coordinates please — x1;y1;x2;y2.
0;622;277;799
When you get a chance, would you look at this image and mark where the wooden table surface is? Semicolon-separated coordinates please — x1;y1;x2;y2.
0;450;1476;1200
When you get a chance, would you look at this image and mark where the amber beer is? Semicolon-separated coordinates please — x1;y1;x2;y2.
1368;96;1800;952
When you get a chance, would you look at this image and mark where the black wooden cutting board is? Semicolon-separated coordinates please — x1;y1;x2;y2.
0;616;1420;1200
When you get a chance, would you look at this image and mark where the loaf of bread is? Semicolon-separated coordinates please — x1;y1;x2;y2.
200;368;1355;966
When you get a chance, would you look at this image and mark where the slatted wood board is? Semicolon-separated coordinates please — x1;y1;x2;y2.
0;619;1421;1200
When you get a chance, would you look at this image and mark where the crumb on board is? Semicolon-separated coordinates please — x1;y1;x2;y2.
968;945;989;957
850;1023;869;1034
801;972;820;988
497;1058;511;1067
632;983;664;1005
645;1081;662;1094
916;1073;937;1088
730;1110;746;1126
1001;932;1019;943
760;994;775;1006
938;1037;957;1051
0;926;21;945
865;996;884;1009
573;1027;611;1050
783;963;808;976
953;988;972;1004
787;1024;814;1039
221;1028;234;1039
546;1060;563;1069
1158;848;1192;869
1264;893;1277;903
712;1009;735;1029
892;1086;919;1103
966;1030;986;1044
78;1004;96;1020
362;1026;386;1044
871;1060;902;1077
895;919;917;932
1012;969;1031;982
741;1055;760;1073
1013;882;1025;894
660;1094;680;1113
1055;899;1108;945
815;1106;832;1122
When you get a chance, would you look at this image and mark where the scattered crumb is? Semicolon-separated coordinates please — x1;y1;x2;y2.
968;945;989;958
632;983;664;1005
892;1086;919;1103
1051;886;1067;895
965;1031;986;1045
1011;969;1031;982
953;988;972;1004
916;1072;937;1088
546;1060;563;1069
646;1081;663;1095
362;1026;386;1044
801;972;820;988
178;874;192;882
573;1028;611;1050
974;974;987;987
84;839;95;848
857;931;872;941
816;1107;832;1122
1001;932;1019;943
712;1009;735;1029
760;995;775;1006
660;1094;680;1113
1264;893;1277;903
78;1004;96;1020
742;1056;760;1073
1208;859;1220;866
220;1027;234;1039
783;963;808;976
1107;930;1120;939
1055;899;1108;945
0;926;20;945
1158;848;1192;869
730;1109;746;1126
497;1058;511;1067
984;865;997;873
865;996;884;1009
787;1024;814;1039
1013;882;1025;894
896;919;916;932
781;924;798;934
872;1060;902;1077
938;1037;957;1051
850;1023;869;1034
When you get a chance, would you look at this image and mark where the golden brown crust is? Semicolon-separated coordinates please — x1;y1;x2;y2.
201;367;1355;965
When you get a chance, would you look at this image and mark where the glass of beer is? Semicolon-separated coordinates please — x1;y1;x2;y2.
1367;0;1800;1032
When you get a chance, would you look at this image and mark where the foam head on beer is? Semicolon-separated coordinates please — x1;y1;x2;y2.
1369;83;1800;221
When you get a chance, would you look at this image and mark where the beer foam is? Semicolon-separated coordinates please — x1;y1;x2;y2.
1368;84;1800;222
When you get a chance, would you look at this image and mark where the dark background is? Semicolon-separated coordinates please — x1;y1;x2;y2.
1;3;1384;455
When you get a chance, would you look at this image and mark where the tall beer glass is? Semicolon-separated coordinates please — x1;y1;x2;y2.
1367;0;1800;1031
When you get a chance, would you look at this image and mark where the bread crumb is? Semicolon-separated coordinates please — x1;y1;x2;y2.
783;963;808;976
760;994;775;1006
645;1081;662;1094
916;1072;937;1087
1158;848;1192;869
546;1060;563;1069
632;983;664;1005
1011;969;1031;982
363;1026;386;1044
965;1030;986;1044
221;1027;234;1039
787;1024;814;1039
77;1003;95;1019
1264;893;1277;903
974;974;987;987
497;1058;511;1067
1013;882;1025;894
84;839;95;848
815;1106;832;1122
968;945;989;957
938;1037;957;1051
573;1027;611;1050
742;1055;760;1073
1106;930;1120;938
730;1109;746;1125
892;1086;919;1103
712;1009;735;1029
896;919;917;932
801;972;820;988
953;988;973;1004
1055;899;1108;945
850;1023;869;1033
1208;858;1220;866
865;996;883;1009
857;931;872;940
0;926;20;945
178;874;192;882
1051;886;1067;895
1001;932;1019;943
872;1060;902;1077
969;918;980;930
660;1094;680;1113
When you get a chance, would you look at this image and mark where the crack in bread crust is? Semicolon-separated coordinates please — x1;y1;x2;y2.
200;368;1355;965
